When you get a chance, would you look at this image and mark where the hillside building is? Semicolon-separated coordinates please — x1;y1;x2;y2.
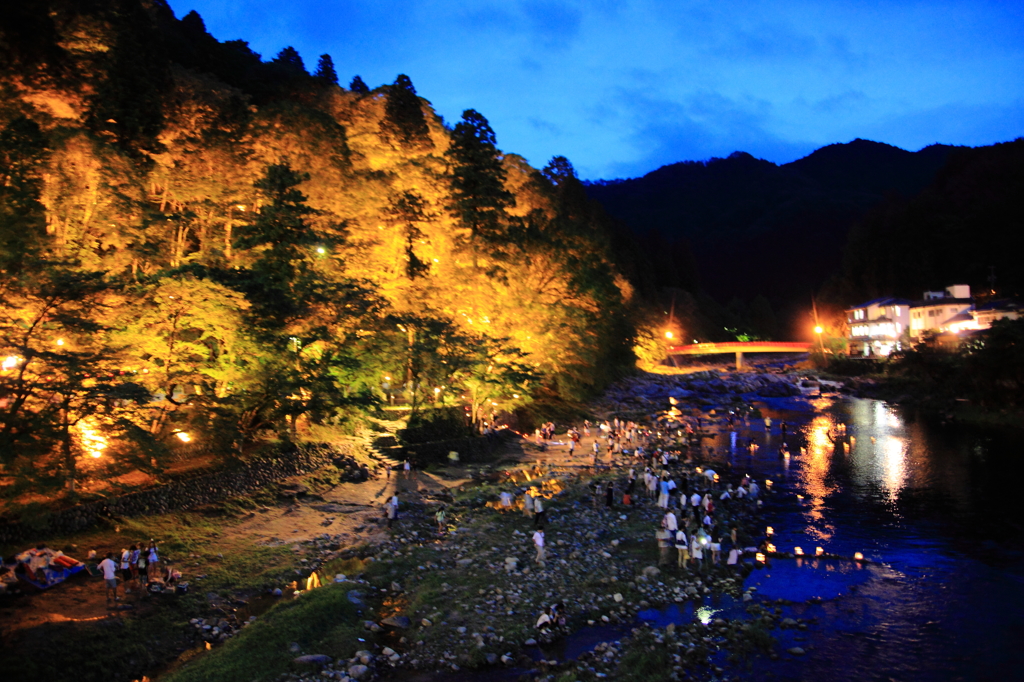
846;297;911;357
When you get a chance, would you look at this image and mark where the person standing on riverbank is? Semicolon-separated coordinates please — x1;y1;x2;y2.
675;529;689;568
533;529;546;566
99;552;119;603
146;541;159;582
533;496;546;528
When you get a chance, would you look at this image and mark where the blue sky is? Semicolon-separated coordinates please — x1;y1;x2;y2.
167;0;1024;180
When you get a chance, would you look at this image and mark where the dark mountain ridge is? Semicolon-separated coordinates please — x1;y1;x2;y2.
586;139;959;322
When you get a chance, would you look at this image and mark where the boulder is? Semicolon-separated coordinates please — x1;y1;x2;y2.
382;615;411;629
294;654;332;665
642;566;661;578
348;663;369;679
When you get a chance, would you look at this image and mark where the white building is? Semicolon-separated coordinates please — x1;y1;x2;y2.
846;297;912;357
908;285;973;341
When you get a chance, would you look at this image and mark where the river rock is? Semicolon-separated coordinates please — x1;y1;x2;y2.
348;664;369;679
288;642;301;653
382;615;411;629
294;654;332;665
788;647;806;656
642;566;661;578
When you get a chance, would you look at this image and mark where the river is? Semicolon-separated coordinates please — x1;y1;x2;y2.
696;395;1024;681
384;395;1024;681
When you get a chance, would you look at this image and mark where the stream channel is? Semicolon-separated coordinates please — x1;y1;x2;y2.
400;395;1024;681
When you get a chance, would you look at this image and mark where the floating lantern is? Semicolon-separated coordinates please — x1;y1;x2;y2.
854;552;864;561
816;547;824;556
766;526;774;536
794;546;804;556
755;553;766;563
765;543;776;553
765;479;773;488
713;474;720;483
695;467;702;474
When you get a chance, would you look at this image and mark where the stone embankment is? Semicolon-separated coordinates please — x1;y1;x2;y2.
0;442;367;546
599;370;805;415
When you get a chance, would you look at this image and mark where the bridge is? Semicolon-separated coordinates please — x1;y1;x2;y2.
668;342;812;370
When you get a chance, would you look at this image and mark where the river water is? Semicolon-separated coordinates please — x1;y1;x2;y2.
699;395;1024;681
386;396;1024;681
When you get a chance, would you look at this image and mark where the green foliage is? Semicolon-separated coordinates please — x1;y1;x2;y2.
166;584;363;682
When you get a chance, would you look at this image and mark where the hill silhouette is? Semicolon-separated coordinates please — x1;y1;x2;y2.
587;139;957;325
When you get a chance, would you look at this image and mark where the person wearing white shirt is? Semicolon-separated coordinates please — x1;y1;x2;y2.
533;529;545;565
675;530;689;568
98;552;119;602
663;510;678;533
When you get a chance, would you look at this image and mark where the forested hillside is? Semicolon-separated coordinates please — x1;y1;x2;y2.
0;0;635;496
824;138;1024;304
587;139;956;334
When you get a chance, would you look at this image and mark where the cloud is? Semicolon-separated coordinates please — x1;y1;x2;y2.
593;88;815;179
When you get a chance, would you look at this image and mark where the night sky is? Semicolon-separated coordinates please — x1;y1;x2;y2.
167;0;1024;180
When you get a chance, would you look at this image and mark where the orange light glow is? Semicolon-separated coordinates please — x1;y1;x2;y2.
755;553;766;563
175;432;192;443
814;326;824;334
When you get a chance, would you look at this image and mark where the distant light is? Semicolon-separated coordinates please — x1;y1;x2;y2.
765;543;776;553
56;338;65;346
664;331;674;339
794;546;804;556
2;356;20;370
384;376;391;381
175;432;192;443
816;547;824;556
854;552;864;561
433;387;441;394
316;246;326;255
432;258;439;263
755;553;766;563
513;394;519;399
814;326;824;334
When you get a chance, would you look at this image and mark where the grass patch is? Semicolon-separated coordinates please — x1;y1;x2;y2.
614;628;674;682
165;583;366;682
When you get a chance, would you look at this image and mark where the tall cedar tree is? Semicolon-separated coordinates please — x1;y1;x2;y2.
447;109;514;246
349;75;370;93
314;54;338;85
86;0;171;152
233;164;321;329
384;74;431;147
0;117;48;270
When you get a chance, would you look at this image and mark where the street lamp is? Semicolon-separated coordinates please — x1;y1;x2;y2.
664;331;674;340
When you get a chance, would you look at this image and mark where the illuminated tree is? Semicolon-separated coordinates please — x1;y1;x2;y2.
447;109;515;250
0;269;151;493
